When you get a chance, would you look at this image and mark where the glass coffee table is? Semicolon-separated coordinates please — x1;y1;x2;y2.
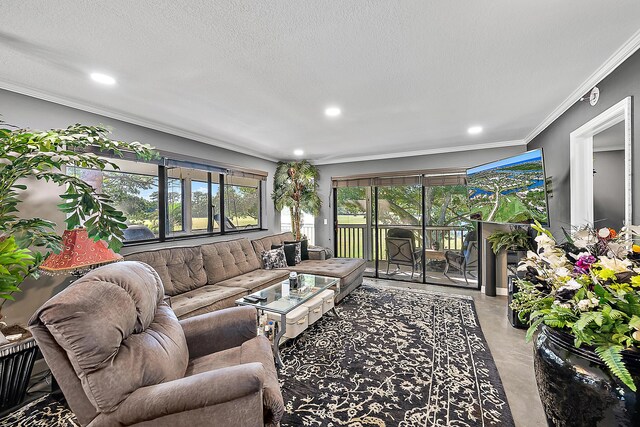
235;274;339;367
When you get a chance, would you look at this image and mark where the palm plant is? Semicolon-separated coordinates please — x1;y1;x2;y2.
272;160;321;240
0;120;155;307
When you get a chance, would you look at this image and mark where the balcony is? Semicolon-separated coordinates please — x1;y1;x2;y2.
336;224;477;287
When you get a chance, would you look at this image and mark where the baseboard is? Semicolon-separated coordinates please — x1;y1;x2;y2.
481;286;508;296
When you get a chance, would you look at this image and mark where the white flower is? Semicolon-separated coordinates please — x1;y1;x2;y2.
555;267;571;278
625;225;640;236
553;300;572;309
607;243;628;258
577;300;590;311
573;229;597;248
577;297;599;312
562;279;582;291
597;256;632;273
598;228;611;238
535;234;555;251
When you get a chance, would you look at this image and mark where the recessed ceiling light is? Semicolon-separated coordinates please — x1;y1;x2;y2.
90;72;116;85
324;106;342;117
293;149;304;156
467;126;483;135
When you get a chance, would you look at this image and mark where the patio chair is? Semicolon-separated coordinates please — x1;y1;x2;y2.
385;228;423;279
444;230;478;285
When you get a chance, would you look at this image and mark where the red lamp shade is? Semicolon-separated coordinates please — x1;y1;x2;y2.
39;228;123;275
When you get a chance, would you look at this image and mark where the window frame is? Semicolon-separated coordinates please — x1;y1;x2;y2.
223;178;262;232
122;165;266;247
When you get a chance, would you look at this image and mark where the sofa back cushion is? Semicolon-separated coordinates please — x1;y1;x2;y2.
124;247;207;296
29;261;189;413
201;238;261;284
251;232;295;259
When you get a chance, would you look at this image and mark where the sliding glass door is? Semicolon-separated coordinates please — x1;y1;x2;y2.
335;186;373;269
377;183;423;283
423;183;478;287
334;172;479;289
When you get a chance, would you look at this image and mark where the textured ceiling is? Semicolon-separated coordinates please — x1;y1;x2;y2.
1;1;639;163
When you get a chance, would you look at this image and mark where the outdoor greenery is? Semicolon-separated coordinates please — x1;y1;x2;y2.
487;227;533;254
512;222;640;391
273;161;321;240
0;120;155;304
337;184;470;226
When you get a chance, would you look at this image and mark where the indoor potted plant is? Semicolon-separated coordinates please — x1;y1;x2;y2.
487;226;533;261
0;120;155;409
272;160;321;241
513;222;640;426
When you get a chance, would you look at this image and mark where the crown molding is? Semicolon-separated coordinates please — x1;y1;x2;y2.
314;139;527;165
524;29;640;144
0;80;279;162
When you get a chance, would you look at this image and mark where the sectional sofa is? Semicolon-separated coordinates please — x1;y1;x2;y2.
124;232;366;319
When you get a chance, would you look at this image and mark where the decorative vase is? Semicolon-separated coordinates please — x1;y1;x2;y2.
534;325;640;426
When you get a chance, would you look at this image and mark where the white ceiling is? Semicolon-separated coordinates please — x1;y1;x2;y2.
1;1;640;164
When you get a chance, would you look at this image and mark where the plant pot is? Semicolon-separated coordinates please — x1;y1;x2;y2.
0;326;38;411
534;325;640;426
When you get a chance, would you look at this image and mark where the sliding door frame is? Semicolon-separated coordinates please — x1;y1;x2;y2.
332;183;481;291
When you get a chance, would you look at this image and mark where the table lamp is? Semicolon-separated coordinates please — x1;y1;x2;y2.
39;228;123;277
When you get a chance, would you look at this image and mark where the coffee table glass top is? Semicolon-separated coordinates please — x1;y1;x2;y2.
235;274;338;315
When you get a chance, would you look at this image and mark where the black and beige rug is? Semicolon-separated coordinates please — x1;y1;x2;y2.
1;282;513;426
279;283;514;426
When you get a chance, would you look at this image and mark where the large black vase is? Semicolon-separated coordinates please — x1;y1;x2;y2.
534;325;640;426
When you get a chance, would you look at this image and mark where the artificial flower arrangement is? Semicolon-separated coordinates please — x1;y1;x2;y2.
512;222;640;391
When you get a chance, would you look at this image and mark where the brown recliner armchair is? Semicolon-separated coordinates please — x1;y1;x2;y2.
29;261;284;427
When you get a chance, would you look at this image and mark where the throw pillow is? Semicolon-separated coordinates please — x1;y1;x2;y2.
271;244;297;267
285;239;308;261
262;247;287;269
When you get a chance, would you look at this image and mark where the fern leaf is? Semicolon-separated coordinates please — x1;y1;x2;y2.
575;312;597;331
526;317;544;342
594;345;637;392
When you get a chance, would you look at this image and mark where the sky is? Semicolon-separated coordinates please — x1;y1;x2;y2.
467;149;543;175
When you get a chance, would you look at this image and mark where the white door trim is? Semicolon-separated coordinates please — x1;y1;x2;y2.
569;97;632;228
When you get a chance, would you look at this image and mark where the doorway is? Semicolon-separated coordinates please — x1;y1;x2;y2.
570;97;632;228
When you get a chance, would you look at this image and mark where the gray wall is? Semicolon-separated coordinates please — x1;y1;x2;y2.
0;89;279;326
594;150;625;230
313;145;526;248
528;49;640;235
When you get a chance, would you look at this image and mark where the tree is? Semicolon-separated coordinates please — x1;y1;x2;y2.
272;161;321;240
0;121;155;305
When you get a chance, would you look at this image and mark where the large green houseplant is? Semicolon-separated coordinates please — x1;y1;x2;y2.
487;227;533;254
512;222;640;425
272;160;321;240
0;121;155;319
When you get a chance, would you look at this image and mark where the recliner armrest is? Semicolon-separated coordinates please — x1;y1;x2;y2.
179;306;257;358
99;363;265;426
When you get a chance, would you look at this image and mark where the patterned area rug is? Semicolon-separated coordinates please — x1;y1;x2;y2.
279;283;514;426
0;393;79;426
0;283;513;427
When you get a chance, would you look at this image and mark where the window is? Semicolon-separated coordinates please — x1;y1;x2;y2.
191;180;208;231
166;176;183;235
166;167;210;236
69;155;265;244
225;176;261;230
68;159;159;242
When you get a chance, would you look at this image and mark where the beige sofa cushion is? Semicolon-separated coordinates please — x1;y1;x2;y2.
216;269;289;294
125;247;207;296
201;239;261;284
286;258;366;279
250;232;294;258
171;285;248;319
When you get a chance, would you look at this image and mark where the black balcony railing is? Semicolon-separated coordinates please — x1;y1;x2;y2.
336;224;468;259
